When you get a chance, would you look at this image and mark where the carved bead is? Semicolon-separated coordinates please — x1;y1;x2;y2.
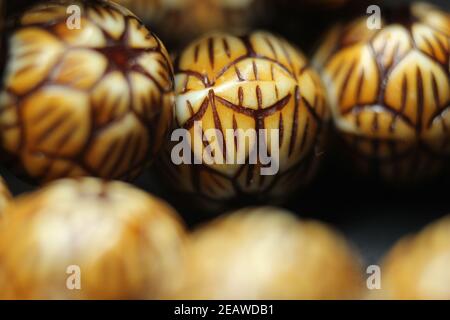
0;0;174;183
314;3;450;182
160;31;329;210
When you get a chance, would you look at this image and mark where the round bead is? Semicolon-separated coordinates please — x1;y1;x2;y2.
172;207;363;299
0;177;186;299
379;215;450;299
314;3;450;182
160;31;329;210
0;0;174;183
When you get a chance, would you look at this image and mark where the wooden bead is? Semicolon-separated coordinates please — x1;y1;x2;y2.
0;0;174;183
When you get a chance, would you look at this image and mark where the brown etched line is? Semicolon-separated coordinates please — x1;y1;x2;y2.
372;112;379;133
400;74;408;114
155;53;172;73
177;69;211;87
312;91;318;110
430;73;441;112
345;104;416;129
222;37;231;58
233;114;239;152
238;87;244;106
288;86;300;157
338;58;357;106
182;73;189;93
132;64;170;93
215;55;296;83
270;64;275;81
120;16;131;44
34;111;72;145
9;65;37;83
183;97;209;129
186;100;195;117
208;37;215;68
256;85;262;110
264;35;278;60
298;65;310;77
257;94;292;118
421;34;438;58
105;95;122;121
366;42;385;105
157;69;170;85
98;139;120;173
279;39;295;76
416;38;449;70
209;89;226;159
201;127;211;151
252;60;258;80
431;33;448;58
235;65;244;81
330;59;345;80
278;113;284;148
240;35;256;57
416;66;424;133
355;108;362;129
54;122;78;150
194;43;200;63
106;134;133;178
30;107;53;123
15;47;43;61
300;96;322;125
275;85;279;100
214;95;254;117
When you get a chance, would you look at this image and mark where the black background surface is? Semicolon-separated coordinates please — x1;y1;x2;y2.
1;0;449;268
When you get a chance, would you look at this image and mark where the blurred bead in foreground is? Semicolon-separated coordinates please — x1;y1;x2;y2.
0;178;186;299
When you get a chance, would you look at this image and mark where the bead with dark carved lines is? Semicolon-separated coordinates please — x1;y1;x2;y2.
159;31;329;210
314;3;450;182
0;0;174;183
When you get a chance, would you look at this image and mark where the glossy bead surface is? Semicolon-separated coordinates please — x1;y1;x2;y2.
161;31;329;210
314;3;450;182
379;215;450;299
0;0;174;183
172;207;363;299
0;178;186;299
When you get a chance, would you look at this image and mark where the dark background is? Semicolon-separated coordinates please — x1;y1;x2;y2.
1;0;449;266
